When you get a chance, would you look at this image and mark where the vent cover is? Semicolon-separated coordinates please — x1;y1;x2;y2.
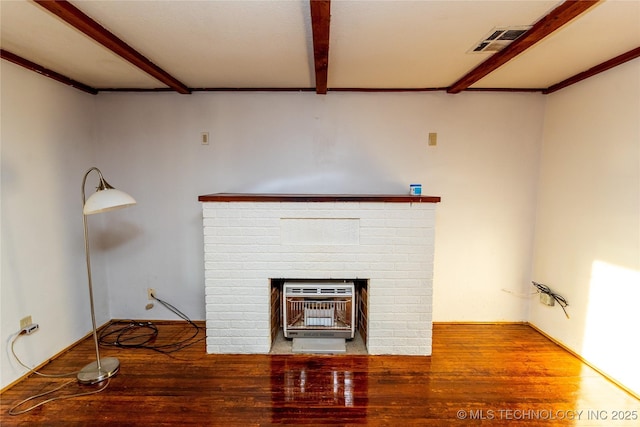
469;26;531;53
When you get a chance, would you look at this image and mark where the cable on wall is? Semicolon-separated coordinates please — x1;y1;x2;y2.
532;281;570;319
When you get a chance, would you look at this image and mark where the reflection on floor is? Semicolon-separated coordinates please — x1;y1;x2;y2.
270;355;369;423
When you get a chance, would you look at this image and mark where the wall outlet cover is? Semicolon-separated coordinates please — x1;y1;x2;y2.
540;293;555;306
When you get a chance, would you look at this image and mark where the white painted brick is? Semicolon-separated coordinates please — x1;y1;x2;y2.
204;227;243;236
375;311;424;321
201;200;436;355
203;218;230;227
202;209;218;218
359;218;388;228
213;209;241;218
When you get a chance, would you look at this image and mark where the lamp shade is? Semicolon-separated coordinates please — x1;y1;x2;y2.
83;188;136;215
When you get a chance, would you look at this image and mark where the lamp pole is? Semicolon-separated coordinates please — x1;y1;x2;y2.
77;167;135;384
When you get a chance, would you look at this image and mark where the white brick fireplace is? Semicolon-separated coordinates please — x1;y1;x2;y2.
199;194;440;355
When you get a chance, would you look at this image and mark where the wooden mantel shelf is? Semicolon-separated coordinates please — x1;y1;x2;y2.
198;193;441;203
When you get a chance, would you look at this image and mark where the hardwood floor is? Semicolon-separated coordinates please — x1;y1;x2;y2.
1;323;638;426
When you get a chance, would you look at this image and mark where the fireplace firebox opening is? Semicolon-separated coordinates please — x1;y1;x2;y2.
270;279;369;354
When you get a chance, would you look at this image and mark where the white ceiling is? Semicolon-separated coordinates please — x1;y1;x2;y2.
1;0;639;93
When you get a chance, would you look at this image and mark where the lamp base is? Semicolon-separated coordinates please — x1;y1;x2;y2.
77;357;120;384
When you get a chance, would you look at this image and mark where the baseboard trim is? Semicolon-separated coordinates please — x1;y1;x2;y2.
433;321;528;325
526;323;639;400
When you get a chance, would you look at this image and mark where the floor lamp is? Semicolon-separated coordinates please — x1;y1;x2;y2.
78;167;136;384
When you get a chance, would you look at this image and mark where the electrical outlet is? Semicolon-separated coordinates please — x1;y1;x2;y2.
20;316;32;330
201;132;209;145
19;315;39;334
148;288;155;300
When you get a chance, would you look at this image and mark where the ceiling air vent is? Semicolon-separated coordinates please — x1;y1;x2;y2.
469;26;531;53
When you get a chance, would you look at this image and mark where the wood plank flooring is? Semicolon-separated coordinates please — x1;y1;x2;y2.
1;323;638;426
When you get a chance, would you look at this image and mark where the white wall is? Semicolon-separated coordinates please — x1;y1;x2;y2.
531;59;640;394
1;62;101;388
1;67;546;389
94;91;544;323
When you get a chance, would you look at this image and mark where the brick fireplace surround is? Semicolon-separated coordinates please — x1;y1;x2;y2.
198;193;440;355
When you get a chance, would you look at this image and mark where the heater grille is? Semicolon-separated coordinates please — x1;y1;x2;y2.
283;281;355;339
286;286;353;296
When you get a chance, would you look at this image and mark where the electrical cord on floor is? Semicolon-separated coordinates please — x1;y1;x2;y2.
10;332;80;378
8;332;109;416
9;293;199;415
532;281;570;319
98;292;204;354
8;379;110;416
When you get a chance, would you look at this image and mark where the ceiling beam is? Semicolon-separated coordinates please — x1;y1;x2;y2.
310;0;331;95
543;46;640;94
1;49;98;95
447;0;601;94
34;0;191;94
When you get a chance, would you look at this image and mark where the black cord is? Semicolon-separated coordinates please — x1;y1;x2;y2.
532;281;570;319
98;293;204;354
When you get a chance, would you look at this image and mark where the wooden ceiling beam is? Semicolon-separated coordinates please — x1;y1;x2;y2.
34;0;191;94
544;46;640;94
447;0;602;94
1;49;98;95
310;0;331;95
